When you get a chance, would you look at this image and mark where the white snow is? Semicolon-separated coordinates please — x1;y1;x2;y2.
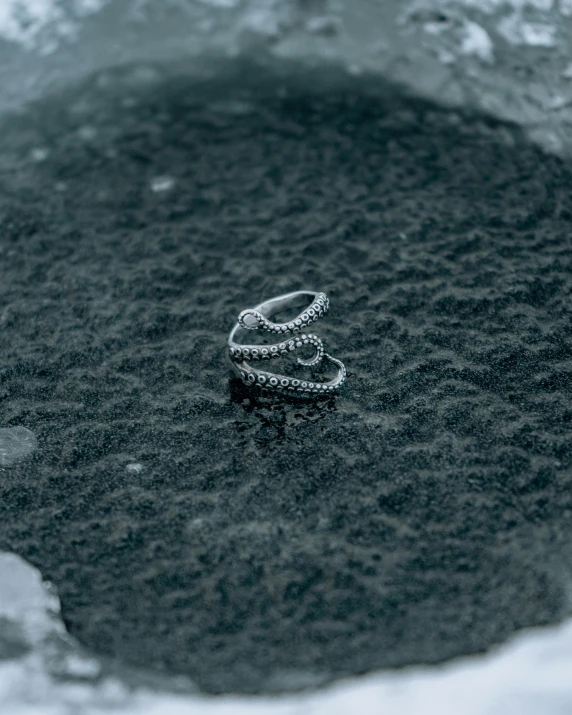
461;21;494;62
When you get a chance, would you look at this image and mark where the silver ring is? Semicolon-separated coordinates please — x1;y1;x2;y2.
228;290;346;394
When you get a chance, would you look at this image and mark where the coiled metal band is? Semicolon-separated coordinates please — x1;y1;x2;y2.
228;290;346;394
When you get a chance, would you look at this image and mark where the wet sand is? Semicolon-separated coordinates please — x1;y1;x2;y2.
0;64;571;694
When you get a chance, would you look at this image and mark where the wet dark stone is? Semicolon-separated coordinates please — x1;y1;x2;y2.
1;64;572;694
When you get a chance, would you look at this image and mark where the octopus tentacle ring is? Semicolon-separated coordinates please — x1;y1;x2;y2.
228;290;346;394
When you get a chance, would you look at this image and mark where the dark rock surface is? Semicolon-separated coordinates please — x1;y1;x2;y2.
1;64;572;695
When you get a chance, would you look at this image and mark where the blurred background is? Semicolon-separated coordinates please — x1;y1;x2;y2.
1;0;572;151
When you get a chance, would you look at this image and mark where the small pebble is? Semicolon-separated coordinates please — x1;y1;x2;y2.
150;176;175;193
30;148;49;162
0;427;38;467
126;463;143;474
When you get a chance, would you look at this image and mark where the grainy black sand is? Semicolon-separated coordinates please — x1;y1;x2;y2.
1;63;572;694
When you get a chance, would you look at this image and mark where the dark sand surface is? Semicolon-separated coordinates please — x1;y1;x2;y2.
1;64;572;694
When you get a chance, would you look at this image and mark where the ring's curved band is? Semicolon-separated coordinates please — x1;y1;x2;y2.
228;290;346;394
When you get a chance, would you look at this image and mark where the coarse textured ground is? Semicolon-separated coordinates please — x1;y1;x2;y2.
0;63;572;694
